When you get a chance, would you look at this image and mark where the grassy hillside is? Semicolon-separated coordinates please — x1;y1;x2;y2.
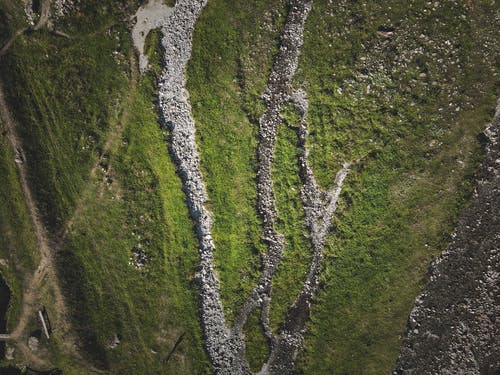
187;0;285;327
293;1;499;373
0;120;39;337
0;0;497;373
59;71;209;373
0;5;130;231
186;0;498;373
186;0;288;369
0;2;209;373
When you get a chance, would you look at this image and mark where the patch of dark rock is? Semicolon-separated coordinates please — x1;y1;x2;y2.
395;104;500;374
0;273;11;360
32;0;42;14
0;366;22;375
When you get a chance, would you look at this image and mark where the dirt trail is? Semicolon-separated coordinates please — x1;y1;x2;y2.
0;1;87;368
0;80;70;368
0;1;143;370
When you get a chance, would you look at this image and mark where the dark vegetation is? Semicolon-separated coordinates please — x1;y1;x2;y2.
0;0;26;46
0;1;209;373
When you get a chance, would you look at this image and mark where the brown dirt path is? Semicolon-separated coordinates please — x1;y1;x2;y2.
0;0;85;369
0;80;69;369
0;0;142;372
0;46;138;375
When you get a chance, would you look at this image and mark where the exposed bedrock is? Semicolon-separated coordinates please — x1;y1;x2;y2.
132;0;174;73
395;101;500;375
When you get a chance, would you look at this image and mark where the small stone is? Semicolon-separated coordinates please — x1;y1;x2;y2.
109;333;121;349
5;346;15;360
28;336;39;352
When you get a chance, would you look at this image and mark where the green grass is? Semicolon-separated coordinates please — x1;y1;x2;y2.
291;0;499;373
187;0;290;368
0;3;130;231
269;123;311;331
0;0;27;46
1;0;498;373
189;0;498;372
57;38;210;374
295;118;486;373
0;123;39;336
187;0;286;324
244;308;270;372
0;3;209;372
59;77;209;373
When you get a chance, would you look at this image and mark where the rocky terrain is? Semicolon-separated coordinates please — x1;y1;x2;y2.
395;103;500;374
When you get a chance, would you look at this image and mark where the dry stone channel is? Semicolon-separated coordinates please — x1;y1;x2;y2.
157;0;354;373
258;88;354;375
157;0;248;373
232;0;314;339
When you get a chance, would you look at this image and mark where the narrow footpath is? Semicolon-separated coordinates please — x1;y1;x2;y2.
0;1;93;370
0;80;66;370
